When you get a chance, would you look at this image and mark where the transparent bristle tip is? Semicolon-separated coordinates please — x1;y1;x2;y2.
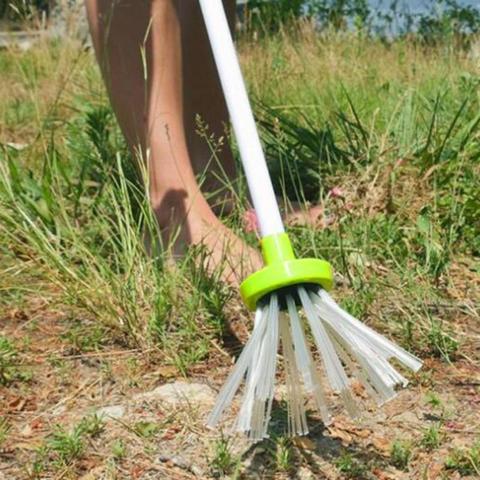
208;286;422;441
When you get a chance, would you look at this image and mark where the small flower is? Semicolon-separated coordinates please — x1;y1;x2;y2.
243;208;259;233
329;186;345;199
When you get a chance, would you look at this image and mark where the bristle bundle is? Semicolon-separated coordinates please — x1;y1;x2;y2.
208;287;422;442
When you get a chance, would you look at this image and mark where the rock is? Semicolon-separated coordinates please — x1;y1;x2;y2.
97;404;125;420
297;466;315;480
136;381;215;406
391;410;419;424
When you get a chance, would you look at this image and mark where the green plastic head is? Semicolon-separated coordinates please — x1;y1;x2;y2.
240;233;333;310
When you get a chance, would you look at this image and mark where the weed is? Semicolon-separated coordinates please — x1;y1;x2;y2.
132;421;160;439
0;335;26;385
420;424;444;451
111;439;127;460
78;414;105;438
1;7;480;480
390;440;412;471
335;452;368;479
210;435;240;478
47;424;85;465
445;440;480;476
0;336;19;385
425;391;442;409
61;321;106;353
425;318;458;362
0;417;10;448
29;445;50;478
38;415;100;468
270;436;294;473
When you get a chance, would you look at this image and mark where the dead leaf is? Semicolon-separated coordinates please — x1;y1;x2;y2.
371;436;391;455
8;396;26;412
152;366;178;378
30;419;43;430
328;419;371;441
292;436;316;450
372;467;395;479
327;426;353;445
352;427;371;439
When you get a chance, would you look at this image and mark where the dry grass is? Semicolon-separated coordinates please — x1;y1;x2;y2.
0;26;479;479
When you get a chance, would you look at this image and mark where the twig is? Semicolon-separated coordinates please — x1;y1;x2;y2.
37;348;144;361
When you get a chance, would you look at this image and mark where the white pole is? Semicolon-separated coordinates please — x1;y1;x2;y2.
198;0;284;238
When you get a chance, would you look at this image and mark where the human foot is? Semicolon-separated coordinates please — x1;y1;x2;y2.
154;190;263;285
242;201;326;234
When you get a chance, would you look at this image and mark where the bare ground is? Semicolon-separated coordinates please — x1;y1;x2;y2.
1;271;479;480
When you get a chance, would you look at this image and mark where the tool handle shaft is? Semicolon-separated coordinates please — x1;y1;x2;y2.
198;0;284;238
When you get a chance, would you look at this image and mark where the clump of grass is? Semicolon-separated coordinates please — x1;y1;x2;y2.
0;336;18;385
111;439;127;460
78;414;105;438
425;318;459;361
420;424;444;451
131;421;160;439
28;414;106;474
0;335;30;384
61;320;107;353
210;435;240;478
390;439;412;471
0;417;11;449
445;440;480;476
268;435;294;473
0;101;232;371
334;452;369;479
425;391;442;409
47;424;85;466
1;18;479;381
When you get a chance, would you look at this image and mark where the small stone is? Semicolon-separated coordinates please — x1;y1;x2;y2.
297;466;315;480
97;404;125;420
392;410;419;424
51;404;67;415
20;424;33;437
136;381;215;405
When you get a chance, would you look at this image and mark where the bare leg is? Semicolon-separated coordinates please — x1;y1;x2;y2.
180;0;237;212
85;0;261;283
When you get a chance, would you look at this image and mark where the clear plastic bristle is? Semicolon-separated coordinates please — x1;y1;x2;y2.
207;286;422;442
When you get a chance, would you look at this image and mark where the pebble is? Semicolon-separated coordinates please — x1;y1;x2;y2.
136;381;215;405
96;404;126;420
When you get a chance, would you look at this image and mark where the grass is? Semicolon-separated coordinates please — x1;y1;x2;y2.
390;439;412;471
445;440;480;476
0;417;11;449
334;451;369;479
0;335;18;384
0;19;479;480
1;33;478;367
420;423;444;451
210;435;241;477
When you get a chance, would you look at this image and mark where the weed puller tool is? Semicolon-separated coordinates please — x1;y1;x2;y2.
199;0;422;441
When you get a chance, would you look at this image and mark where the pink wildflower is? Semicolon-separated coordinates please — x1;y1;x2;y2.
243;208;259;233
329;186;345;199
